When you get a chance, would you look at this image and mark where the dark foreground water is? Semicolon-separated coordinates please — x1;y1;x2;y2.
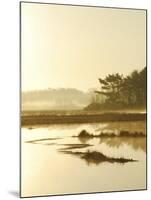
21;121;146;197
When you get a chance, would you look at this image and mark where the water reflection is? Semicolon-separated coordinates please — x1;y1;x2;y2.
22;121;146;196
99;137;146;152
78;136;91;144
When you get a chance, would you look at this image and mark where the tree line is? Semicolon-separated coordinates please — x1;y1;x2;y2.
85;67;146;110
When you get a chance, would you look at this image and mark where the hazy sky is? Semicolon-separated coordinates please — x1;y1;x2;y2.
21;3;146;92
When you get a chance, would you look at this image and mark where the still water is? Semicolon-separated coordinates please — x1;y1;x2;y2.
21;121;146;197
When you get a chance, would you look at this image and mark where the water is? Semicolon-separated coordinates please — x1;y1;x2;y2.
21;121;146;197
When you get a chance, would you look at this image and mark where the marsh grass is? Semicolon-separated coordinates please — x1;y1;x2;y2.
59;150;137;165
22;112;146;126
74;129;146;139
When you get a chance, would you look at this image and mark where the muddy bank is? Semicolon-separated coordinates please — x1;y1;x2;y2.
58;143;93;150
21;112;146;126
25;137;62;144
59;150;137;165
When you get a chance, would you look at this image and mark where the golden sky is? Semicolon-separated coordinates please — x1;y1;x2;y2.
21;3;146;92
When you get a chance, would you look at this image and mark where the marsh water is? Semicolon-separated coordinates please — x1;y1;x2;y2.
21;121;146;197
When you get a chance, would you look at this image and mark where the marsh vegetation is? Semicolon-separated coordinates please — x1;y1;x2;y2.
22;120;146;196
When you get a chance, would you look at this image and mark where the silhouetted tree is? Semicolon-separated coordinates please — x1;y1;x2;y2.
89;67;147;110
95;73;123;104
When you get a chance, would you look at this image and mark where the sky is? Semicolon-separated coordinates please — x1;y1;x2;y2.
21;3;146;92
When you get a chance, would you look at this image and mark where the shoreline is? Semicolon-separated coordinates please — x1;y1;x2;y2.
21;112;146;126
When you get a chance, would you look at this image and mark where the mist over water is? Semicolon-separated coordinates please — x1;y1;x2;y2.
22;88;93;111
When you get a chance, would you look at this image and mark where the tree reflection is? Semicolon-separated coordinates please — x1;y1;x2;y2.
99;137;146;152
